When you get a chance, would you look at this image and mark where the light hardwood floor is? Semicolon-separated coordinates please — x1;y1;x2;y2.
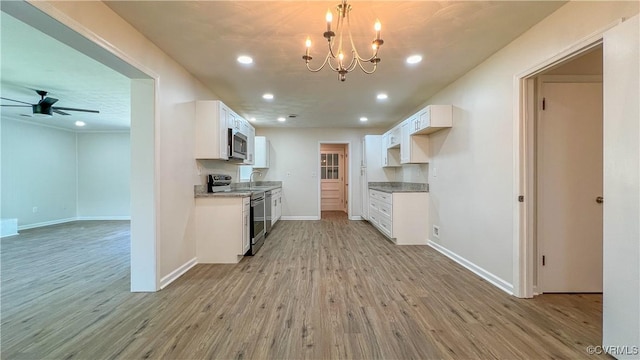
1;218;605;359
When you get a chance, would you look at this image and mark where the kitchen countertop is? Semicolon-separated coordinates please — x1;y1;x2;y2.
194;181;282;198
369;182;429;193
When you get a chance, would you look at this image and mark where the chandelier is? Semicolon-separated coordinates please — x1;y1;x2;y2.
302;0;384;82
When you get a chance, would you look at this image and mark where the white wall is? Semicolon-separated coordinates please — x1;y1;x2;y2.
257;128;383;218
31;1;220;279
1;119;77;228
0;119;132;227
77;132;130;218
417;2;638;288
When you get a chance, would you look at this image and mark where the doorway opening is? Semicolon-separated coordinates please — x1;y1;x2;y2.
517;42;604;297
3;2;159;291
534;47;603;294
318;142;350;219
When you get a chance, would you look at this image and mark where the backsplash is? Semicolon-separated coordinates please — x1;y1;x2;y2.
396;163;428;183
196;159;241;185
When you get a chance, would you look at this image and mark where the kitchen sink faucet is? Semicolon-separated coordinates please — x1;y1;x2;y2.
249;170;262;189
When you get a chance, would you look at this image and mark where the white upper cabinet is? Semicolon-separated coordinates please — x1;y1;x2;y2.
244;124;255;165
253;136;270;168
382;141;401;168
386;125;401;148
194;100;230;160
401;117;429;164
410;105;453;135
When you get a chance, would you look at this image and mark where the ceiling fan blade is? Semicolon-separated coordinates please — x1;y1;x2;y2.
52;109;71;115
40;97;59;107
0;97;33;105
1;104;31;107
52;106;99;114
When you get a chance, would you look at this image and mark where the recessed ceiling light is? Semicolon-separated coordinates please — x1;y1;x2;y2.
75;121;86;127
237;55;253;64
249;117;256;122
360;117;368;122
406;55;423;64
263;93;274;100
277;117;286;122
377;93;388;100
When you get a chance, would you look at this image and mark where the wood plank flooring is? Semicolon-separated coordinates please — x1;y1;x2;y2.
1;218;606;359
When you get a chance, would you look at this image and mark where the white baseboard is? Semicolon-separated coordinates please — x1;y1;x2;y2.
17;216;131;231
281;216;320;221
160;257;197;289
76;216;131;221
427;240;514;295
349;216;363;221
18;217;77;231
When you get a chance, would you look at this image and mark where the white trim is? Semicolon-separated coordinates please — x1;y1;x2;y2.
350;216;363;221
160;257;197;289
0;233;19;239
16;217;132;231
18;218;77;231
428;240;514;295
76;216;131;221
281;216;320;221
512;20;620;299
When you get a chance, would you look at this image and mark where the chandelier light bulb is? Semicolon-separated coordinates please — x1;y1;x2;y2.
306;38;312;48
326;9;333;23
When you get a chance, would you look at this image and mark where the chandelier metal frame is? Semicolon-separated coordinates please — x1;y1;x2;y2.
302;0;384;82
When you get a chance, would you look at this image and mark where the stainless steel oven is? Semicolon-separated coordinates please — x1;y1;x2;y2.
228;129;247;160
248;191;265;255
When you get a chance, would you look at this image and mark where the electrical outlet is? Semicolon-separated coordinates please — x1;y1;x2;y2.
32;207;38;213
433;225;440;238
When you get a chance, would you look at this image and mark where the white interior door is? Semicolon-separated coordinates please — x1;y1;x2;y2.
537;79;603;293
321;150;345;211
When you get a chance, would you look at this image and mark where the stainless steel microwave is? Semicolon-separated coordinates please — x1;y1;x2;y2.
228;128;247;160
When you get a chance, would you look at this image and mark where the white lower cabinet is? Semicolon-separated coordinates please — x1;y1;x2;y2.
271;188;282;225
196;196;250;263
368;189;428;245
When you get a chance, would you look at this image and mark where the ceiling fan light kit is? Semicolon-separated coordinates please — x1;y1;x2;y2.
302;0;384;82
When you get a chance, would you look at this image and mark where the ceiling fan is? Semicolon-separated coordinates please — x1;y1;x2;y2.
0;89;99;116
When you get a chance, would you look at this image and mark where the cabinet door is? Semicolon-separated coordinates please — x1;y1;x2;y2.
400;120;411;163
418;108;430;131
381;134;389;166
254;136;269;168
271;198;277;226
275;194;282;222
243;210;250;254
244;124;255;165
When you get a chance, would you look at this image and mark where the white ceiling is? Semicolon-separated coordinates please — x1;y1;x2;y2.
0;12;131;131
1;1;566;131
105;0;566;128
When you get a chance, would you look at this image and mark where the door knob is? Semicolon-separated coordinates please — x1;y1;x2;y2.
596;196;604;204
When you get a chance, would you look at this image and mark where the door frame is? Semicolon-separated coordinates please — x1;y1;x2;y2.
535;75;603;293
317;141;352;219
512;20;621;298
